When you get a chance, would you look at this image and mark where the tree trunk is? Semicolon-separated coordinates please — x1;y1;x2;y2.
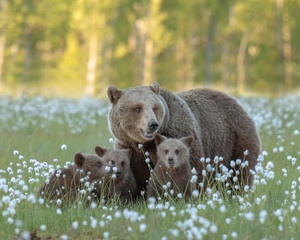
276;0;292;89
0;0;7;86
85;33;98;96
205;15;215;86
0;35;5;85
99;33;113;95
236;31;248;94
143;37;153;86
176;30;196;91
221;39;229;90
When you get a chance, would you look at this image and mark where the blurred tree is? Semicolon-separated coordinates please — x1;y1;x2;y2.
0;0;299;96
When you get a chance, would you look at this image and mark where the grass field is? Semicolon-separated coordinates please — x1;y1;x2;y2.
0;95;300;239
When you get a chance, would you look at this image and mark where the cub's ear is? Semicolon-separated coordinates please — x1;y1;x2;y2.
154;133;166;146
107;86;123;104
181;136;194;148
95;146;107;157
150;82;160;95
74;152;86;168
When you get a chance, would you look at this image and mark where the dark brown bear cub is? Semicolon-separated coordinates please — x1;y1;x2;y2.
39;152;108;204
147;134;195;200
95;146;137;203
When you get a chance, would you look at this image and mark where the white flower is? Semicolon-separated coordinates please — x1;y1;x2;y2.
61;144;67;150
27;194;36;204
21;231;30;240
259;210;267;224
91;202;97;209
56;199;62;205
105;166;111;172
103;232;109;239
109;138;114;144
139;223;147;233
112;167;118;173
191;167;197;175
72;221;79;229
190;175;198;183
210;224;218;233
138;144;143;149
61;234;68;240
40;225;46;231
225;218;231;224
90;217;97;228
231;232;238;238
192;190;199;198
219;205;226;213
291;217;297;223
145;158;150;163
279;146;284;152
112;174;116;179
56;208;62;215
13;150;19;155
230;160;235;168
177;193;183;199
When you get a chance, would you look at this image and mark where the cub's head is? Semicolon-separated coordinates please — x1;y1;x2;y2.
107;82;166;144
154;134;194;169
95;146;131;182
73;152;108;181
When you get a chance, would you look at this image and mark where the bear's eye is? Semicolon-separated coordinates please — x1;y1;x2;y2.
153;107;157;112
136;106;142;113
109;160;115;166
97;161;102;167
121;161;125;167
175;149;180;155
165;149;169;155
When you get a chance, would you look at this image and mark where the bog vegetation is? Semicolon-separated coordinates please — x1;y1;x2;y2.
0;95;300;239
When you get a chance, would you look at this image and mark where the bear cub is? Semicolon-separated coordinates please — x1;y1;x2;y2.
147;134;195;200
39;152;108;204
95;146;137;203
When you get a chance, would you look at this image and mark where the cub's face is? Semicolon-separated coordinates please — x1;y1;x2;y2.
74;153;108;181
107;83;166;143
95;146;131;182
155;135;194;170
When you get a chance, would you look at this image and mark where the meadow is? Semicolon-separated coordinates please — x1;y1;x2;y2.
0;94;300;239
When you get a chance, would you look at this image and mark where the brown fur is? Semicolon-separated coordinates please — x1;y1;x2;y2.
38;153;108;203
107;82;261;195
95;146;137;203
147;134;195;200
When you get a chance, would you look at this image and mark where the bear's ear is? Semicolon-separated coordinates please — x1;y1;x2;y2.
180;136;194;148
107;86;123;104
95;146;107;157
154;133;166;146
149;82;160;95
74;152;86;168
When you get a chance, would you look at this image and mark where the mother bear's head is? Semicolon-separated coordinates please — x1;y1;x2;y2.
107;82;167;145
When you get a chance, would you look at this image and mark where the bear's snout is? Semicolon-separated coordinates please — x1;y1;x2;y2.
116;171;122;177
168;157;174;164
148;120;159;132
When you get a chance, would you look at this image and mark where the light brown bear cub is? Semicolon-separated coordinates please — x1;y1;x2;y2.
147;134;195;200
39;152;108;204
95;146;137;203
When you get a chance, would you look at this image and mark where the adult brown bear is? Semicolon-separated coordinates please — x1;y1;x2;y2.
107;82;260;195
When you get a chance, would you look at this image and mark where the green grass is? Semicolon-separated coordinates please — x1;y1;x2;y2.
0;95;300;239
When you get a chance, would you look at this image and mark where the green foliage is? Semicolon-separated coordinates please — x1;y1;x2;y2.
0;0;300;95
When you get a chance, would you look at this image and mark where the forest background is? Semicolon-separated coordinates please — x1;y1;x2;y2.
0;0;299;97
